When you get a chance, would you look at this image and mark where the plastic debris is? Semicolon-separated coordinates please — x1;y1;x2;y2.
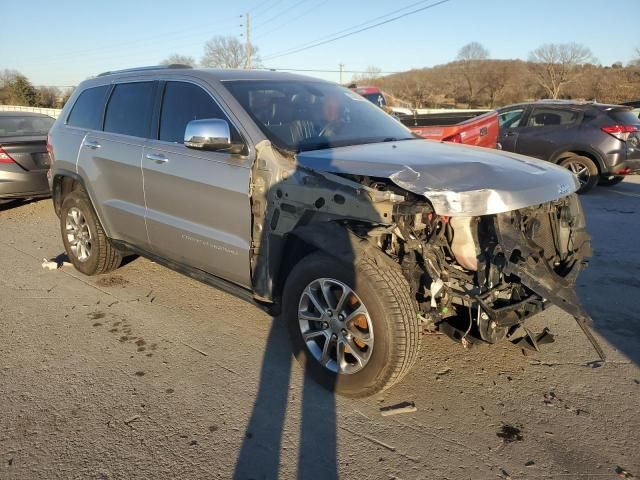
380;401;417;416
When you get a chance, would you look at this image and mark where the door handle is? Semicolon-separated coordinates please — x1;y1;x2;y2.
83;139;101;149
145;153;168;164
504;131;516;137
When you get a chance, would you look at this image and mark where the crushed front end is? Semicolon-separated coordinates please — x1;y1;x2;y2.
381;192;593;346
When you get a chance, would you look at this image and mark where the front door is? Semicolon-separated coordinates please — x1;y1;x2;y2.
497;107;526;152
142;80;252;287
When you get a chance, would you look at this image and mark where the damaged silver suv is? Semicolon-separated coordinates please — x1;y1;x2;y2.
48;66;595;397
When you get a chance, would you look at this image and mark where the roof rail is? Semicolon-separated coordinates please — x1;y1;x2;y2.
97;64;193;77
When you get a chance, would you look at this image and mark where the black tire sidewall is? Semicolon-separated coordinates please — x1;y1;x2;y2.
283;252;400;397
60;191;102;275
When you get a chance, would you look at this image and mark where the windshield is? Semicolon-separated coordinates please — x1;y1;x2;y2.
223;80;414;152
0;115;55;137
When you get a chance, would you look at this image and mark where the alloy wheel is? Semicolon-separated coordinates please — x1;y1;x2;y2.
298;278;374;375
65;207;92;262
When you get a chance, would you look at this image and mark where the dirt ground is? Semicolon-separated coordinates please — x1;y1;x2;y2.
1;177;639;480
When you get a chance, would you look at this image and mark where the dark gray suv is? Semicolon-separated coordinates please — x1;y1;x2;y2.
48;66;596;396
498;100;640;193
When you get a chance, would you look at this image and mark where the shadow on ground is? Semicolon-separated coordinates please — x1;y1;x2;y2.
577;178;640;365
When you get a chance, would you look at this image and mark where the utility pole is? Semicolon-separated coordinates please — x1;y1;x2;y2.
339;63;344;84
245;12;252;70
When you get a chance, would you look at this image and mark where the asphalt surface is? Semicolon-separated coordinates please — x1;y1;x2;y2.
1;177;639;480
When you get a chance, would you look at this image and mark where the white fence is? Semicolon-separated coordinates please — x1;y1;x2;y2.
0;105;63;118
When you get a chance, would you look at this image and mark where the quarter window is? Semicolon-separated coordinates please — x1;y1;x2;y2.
104;82;156;138
159;81;240;144
67;85;109;130
527;108;579;127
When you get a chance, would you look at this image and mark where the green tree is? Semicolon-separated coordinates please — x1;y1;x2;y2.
8;74;38;106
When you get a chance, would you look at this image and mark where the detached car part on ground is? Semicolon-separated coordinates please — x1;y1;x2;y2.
48;67;601;397
0;112;54;202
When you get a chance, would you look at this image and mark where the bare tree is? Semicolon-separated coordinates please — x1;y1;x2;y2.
456;42;489;106
351;66;382;83
528;43;596;98
160;54;196;67
457;42;489;61
200;36;261;69
36;86;62;108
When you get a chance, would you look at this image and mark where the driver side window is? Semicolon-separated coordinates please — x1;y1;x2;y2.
159;81;241;144
498;108;525;129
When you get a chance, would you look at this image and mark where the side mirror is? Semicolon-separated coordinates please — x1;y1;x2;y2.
184;119;244;154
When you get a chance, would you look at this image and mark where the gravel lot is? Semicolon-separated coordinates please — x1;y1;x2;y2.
1;177;639;480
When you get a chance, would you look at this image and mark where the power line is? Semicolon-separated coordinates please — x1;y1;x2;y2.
252;0;311;31
261;0;439;58
253;0;328;40
263;0;450;61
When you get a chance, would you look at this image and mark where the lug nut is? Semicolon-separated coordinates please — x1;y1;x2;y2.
326;309;333;317
338;314;345;321
322;322;329;329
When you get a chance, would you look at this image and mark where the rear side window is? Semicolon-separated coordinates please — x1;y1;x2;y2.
608;109;640;124
159;81;240;144
67;85;109;130
527;108;579;127
104;82;156;138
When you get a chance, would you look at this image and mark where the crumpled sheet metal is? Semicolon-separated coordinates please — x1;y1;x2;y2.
296;140;580;217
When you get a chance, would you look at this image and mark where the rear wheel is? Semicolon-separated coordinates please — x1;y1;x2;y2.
598;175;625;187
60;191;122;275
559;155;598;193
283;250;421;398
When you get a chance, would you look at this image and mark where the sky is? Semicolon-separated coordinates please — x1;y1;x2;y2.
2;0;639;88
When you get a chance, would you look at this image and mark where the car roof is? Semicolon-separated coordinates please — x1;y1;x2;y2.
0;111;53;118
93;64;330;84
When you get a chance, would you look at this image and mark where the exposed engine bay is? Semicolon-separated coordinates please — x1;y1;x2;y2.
365;178;593;345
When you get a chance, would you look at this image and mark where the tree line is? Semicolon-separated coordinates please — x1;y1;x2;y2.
360;42;640;108
2;38;638;110
0;70;72;108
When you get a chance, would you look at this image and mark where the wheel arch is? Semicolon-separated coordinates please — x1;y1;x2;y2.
551;148;605;173
52;169;86;217
272;221;377;301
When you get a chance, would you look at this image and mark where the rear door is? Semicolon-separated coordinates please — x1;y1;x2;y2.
511;107;582;160
142;80;252;287
77;81;156;248
497;106;527;152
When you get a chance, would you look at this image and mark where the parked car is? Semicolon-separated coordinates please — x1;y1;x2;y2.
48;66;593;397
0;112;54;202
350;86;499;148
397;109;499;148
497;100;640;193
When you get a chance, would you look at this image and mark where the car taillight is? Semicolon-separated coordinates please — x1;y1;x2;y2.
0;146;16;164
601;125;639;142
443;133;463;143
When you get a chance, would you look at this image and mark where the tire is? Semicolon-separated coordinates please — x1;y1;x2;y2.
60;190;122;275
598;175;625;187
283;250;421;398
559;156;599;194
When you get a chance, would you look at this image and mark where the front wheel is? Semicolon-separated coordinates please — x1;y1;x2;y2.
598;175;625;187
559;156;599;194
283;251;421;398
60;191;122;275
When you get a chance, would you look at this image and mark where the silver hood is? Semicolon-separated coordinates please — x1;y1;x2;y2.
296;139;579;216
